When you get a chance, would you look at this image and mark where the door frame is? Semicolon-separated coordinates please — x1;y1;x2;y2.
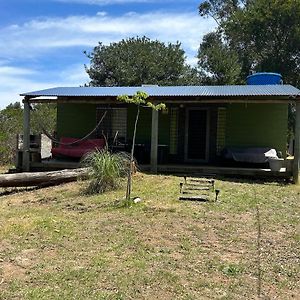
184;107;210;163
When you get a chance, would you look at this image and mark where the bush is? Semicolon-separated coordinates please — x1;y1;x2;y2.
0;103;23;164
0;102;57;165
81;149;130;195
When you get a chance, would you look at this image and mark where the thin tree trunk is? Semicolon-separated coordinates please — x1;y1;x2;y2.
126;105;140;200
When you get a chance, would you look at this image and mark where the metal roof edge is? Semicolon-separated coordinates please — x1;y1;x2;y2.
20;84;300;98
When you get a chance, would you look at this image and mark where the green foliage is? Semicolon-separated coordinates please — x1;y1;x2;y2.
81;149;130;195
220;263;243;277
31;103;57;134
199;0;243;23
198;0;300;86
0;102;23;164
227;0;300;85
198;32;242;85
177;65;204;85
0;102;57;165
117;91;166;111
118;91;149;105
85;36;200;86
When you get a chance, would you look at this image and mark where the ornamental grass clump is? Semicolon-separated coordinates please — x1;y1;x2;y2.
82;149;130;195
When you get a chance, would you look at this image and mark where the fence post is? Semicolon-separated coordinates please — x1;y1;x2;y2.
22;98;31;172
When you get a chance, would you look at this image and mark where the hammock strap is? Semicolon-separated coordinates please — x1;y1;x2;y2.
39;111;108;146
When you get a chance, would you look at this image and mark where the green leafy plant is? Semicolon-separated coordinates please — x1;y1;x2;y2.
117;91;166;203
81;149;130;195
220;263;243;277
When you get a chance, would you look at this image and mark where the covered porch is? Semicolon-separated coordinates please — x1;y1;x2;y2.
28;160;290;180
20;85;300;182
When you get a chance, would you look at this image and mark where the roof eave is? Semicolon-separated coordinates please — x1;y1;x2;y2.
25;94;297;104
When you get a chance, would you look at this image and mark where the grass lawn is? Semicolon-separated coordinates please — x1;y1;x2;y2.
0;173;299;299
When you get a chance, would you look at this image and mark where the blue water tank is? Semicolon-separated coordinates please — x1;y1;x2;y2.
246;72;283;85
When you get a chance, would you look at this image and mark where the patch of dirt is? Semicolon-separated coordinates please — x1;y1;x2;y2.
13;249;38;269
0;248;38;283
65;202;93;213
139;217;201;251
36;196;60;204
0;262;27;281
0;240;12;254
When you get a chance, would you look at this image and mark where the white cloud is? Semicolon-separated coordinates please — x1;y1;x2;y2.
96;11;108;17
0;66;37;76
59;64;90;83
0;64;89;108
0;10;215;108
186;56;198;67
0;11;215;60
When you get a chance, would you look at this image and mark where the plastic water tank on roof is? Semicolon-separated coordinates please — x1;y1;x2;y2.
246;72;283;85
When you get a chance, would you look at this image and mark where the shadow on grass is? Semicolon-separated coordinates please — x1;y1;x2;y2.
0;181;80;198
147;171;292;187
0;186;40;197
211;175;292;186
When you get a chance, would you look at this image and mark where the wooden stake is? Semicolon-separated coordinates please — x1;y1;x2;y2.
293;102;300;184
150;109;158;173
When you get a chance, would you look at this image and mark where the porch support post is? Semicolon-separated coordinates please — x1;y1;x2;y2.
150;109;159;173
293;102;300;184
22;98;31;172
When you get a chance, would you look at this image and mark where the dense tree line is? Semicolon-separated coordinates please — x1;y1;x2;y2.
197;0;300;85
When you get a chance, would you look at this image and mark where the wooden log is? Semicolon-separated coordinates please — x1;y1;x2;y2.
0;168;88;188
22;99;31;172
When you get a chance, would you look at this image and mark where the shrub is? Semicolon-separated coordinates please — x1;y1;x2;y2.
81;149;130;195
220;263;243;277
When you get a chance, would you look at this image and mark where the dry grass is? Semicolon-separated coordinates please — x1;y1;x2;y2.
0;172;299;299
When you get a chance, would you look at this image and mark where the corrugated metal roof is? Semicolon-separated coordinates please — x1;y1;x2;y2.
20;85;300;98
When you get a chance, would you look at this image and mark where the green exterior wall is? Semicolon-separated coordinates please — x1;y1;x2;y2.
225;103;288;156
56;102;288;161
57;103;97;139
57;103;170;145
127;104;170;145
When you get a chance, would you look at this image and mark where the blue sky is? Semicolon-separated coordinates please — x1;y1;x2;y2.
0;0;215;108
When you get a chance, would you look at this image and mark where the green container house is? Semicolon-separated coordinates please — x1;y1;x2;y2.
20;84;300;182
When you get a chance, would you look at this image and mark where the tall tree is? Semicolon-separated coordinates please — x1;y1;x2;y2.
198;32;242;84
85;36;200;86
198;0;300;86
